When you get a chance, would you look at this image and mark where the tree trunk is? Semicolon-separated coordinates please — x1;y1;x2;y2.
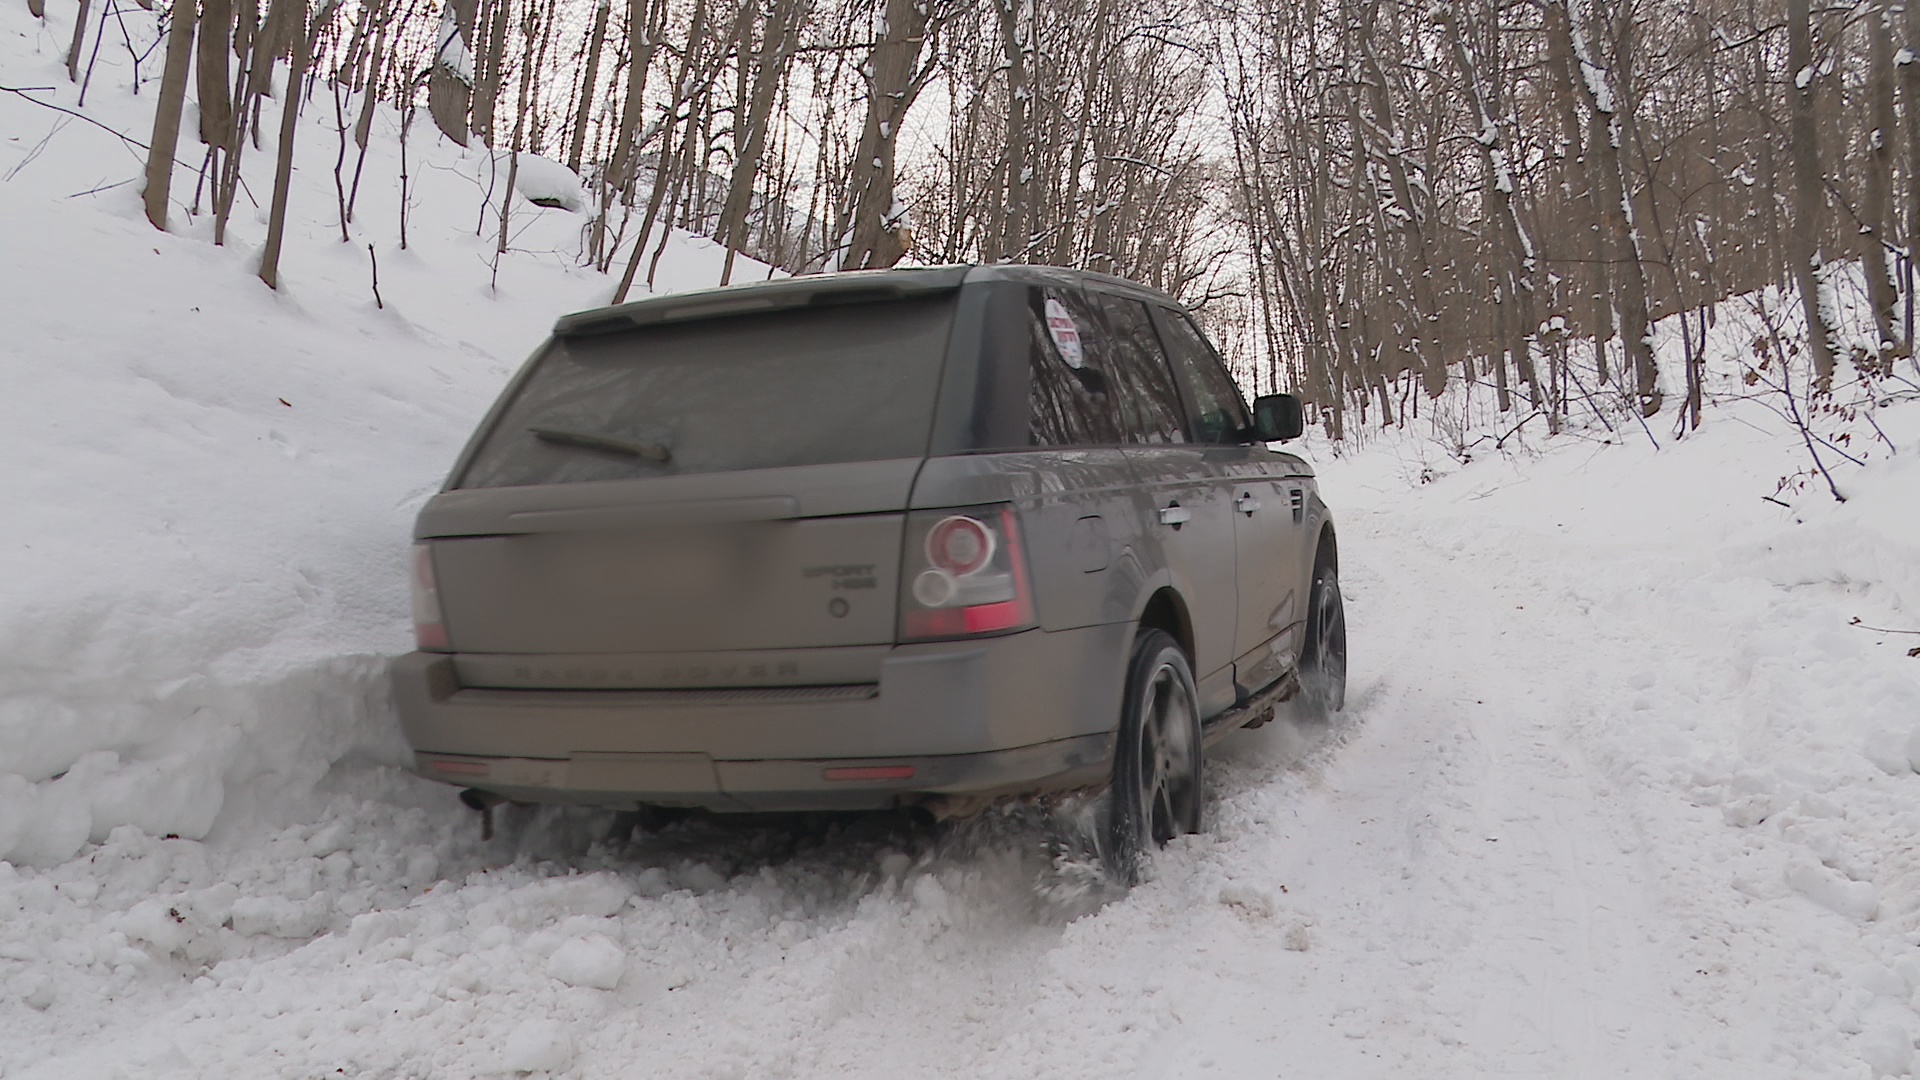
198;0;234;149
1787;0;1836;391
1552;0;1660;415
1907;0;1920;330
604;0;663;192
66;0;91;81
428;0;477;146
839;0;933;269
352;8;388;149
1862;1;1901;362
1546;19;1610;385
1446;2;1540;409
566;0;612;173
259;0;313;289
1356;0;1446;397
993;0;1030;261
611;0;706;304
716;0;809;281
471;0;507;140
496;0;540;287
143;0;197;230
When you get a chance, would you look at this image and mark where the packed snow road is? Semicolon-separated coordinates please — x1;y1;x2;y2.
6;422;1920;1079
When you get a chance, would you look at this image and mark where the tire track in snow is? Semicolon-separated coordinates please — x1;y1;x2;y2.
1132;505;1701;1078
8;465;1919;1078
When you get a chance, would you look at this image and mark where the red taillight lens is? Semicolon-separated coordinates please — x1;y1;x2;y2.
898;504;1036;642
411;543;450;651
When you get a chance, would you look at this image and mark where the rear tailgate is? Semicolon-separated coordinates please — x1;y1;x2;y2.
413;288;962;677
418;459;917;658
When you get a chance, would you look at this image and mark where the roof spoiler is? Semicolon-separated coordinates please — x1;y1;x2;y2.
553;268;969;338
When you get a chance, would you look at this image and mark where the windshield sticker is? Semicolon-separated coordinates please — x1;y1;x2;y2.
1044;297;1085;369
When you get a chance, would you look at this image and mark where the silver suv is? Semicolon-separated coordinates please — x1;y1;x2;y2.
393;266;1344;874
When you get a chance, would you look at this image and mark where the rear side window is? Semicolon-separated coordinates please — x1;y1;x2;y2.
456;296;954;488
1026;287;1125;446
1024;287;1189;447
1158;311;1252;444
1090;294;1188;444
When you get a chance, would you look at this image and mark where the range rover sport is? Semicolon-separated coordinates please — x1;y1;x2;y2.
392;265;1345;878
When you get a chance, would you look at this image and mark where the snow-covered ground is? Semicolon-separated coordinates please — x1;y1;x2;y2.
6;3;1920;1076
0;3;768;868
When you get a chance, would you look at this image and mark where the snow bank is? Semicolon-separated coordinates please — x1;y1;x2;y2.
0;2;767;865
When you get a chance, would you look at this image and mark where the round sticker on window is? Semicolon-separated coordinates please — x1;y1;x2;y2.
1044;297;1085;369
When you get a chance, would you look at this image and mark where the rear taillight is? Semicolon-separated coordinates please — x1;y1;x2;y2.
411;543;450;651
898;504;1036;642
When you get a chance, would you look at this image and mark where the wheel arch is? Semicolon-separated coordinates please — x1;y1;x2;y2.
1315;522;1339;573
1134;586;1195;663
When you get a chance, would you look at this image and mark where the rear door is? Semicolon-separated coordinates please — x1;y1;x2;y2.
996;283;1140;634
415;295;955;684
1073;289;1240;716
1154;308;1311;694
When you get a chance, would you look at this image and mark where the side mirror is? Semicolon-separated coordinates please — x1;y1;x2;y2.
1251;393;1304;443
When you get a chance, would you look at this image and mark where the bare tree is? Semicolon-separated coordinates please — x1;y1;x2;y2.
261;0;337;288
67;0;92;81
838;0;939;269
1861;0;1901;363
1552;0;1659;415
565;0;612;172
716;0;810;283
1786;0;1835;391
142;0;196;230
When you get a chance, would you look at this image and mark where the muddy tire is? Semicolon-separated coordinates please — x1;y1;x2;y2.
1298;558;1347;720
1104;629;1204;885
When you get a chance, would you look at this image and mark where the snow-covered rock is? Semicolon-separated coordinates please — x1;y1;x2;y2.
511;153;588;212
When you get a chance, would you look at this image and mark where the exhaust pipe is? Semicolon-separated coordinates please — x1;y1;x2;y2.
460;788;507;839
459;787;504;812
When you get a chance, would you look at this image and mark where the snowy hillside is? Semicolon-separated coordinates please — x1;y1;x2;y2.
0;3;769;866
6;1;1920;1076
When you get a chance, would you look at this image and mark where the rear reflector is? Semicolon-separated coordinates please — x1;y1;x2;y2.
961;600;1024;634
428;759;490;777
821;765;916;782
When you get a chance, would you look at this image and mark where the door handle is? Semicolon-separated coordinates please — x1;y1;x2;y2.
1158;503;1192;528
1235;493;1261;516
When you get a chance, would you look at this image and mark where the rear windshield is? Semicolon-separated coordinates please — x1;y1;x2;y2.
455;295;956;489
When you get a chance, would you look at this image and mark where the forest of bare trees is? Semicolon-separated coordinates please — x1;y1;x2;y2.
29;0;1920;435
1223;0;1918;438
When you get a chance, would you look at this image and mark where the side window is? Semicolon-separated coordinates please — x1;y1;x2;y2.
1090;293;1189;444
1158;311;1252;444
1026;287;1124;446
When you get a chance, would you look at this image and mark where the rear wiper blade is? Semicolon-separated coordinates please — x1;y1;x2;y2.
529;427;671;462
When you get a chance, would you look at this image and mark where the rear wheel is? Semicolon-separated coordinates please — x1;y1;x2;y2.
1298;557;1347;719
1104;629;1203;885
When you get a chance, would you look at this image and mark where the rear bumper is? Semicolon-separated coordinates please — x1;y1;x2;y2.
410;736;1110;813
391;625;1128;811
